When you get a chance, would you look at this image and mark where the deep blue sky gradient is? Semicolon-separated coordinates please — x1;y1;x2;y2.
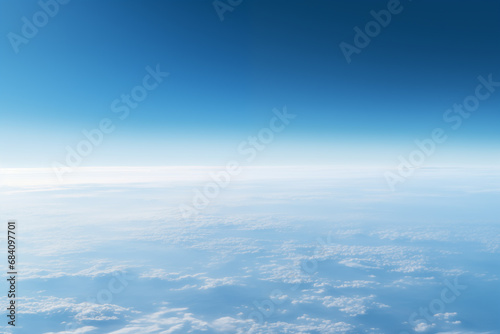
1;0;499;167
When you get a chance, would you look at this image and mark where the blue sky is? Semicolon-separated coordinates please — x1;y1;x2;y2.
1;0;499;167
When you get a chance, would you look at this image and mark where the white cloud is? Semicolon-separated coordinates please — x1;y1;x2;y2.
211;317;253;332
414;321;435;332
107;306;209;333
140;269;245;290
139;269;205;281
22;260;136;280
434;312;458;320
107;305;353;334
43;326;98;334
3;296;134;321
244;315;353;333
293;294;388;316
199;277;241;290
